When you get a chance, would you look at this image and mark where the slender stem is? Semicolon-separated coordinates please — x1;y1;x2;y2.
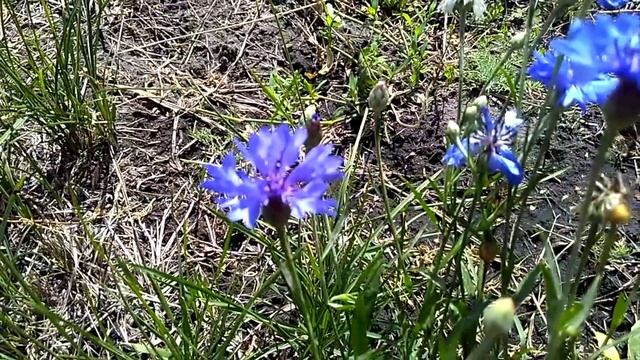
457;7;466;123
276;227;321;360
564;126;616;295
501;189;514;296
373;110;404;272
506;106;561;276
596;225;618;275
515;0;538;109
569;221;600;299
477;260;486;300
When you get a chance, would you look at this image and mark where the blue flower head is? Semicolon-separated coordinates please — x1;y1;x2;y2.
533;14;640;127
550;14;640;87
443;106;525;186
528;50;619;111
201;124;343;228
528;14;640;118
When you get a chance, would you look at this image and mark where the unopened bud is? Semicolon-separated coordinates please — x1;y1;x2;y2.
368;81;390;114
464;105;479;122
479;240;499;263
483;297;516;338
305;112;322;150
604;194;631;225
445;120;460;139
302;105;317;123
472;95;488;108
592;173;632;225
510;31;527;49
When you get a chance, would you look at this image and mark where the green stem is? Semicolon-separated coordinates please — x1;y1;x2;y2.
564;126;616;296
569;221;600;299
596;225;618;275
501;189;514;296
373;110;402;268
276;227;321;360
477;260;486;300
457;7;466;124
515;0;538;109
506;106;561;283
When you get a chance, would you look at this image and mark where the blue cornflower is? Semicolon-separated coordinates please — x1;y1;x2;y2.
201;124;343;228
528;50;619;111
550;14;640;88
536;14;640;127
443;106;525;185
529;14;640;116
596;0;628;10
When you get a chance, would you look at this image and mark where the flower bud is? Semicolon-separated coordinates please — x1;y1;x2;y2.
305;111;322;151
510;31;527;49
472;95;488;108
479;239;499;263
483;297;516;338
604;193;631;225
591;173;632;225
445;120;460;139
368;81;390;114
463;105;479;122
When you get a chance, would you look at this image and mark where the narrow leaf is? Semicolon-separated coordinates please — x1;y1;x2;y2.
611;293;629;332
628;321;640;360
350;254;384;356
513;263;542;305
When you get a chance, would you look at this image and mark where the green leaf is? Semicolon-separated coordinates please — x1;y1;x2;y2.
628;321;640;360
558;275;601;339
542;240;562;331
439;300;489;360
513;263;542;305
461;256;477;296
328;293;357;311
126;343;172;359
557;302;583;338
611;293;629;332
350;254;384;356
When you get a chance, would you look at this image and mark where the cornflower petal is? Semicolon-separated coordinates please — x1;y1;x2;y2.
287;144;343;184
288;180;337;218
277;124;308;170
596;0;628;10
201;154;246;195
502;110;523;134
472;0;486;19
488;146;524;185
236;127;275;175
443;137;482;168
437;0;458;14
480;106;495;135
550;14;640;87
223;196;263;228
528;50;619;110
443;105;525;185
